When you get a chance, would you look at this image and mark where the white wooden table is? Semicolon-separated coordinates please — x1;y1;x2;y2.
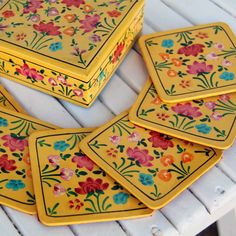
1;0;236;235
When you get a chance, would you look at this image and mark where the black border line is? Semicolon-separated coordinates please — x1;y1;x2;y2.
35;132;148;218
87;114;218;201
0;0;138;69
0;109;55;205
135;83;236;142
144;25;236;96
0;90;20;112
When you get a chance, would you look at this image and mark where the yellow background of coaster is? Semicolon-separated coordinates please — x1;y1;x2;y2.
0;108;57;214
129;78;236;149
29;128;153;226
0;85;25;113
139;22;236;103
80;112;222;209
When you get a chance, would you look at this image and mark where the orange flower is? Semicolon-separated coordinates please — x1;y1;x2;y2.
63;27;75;36
84;4;93;13
181;152;194;163
64;14;76;23
167;69;177;77
23;153;30;165
196;32;208;39
26;169;32;178
158;170;172;182
151;97;162;105
156;113;169;121
172;58;182;67
160;154;174;167
179;80;190;88
159;53;169;61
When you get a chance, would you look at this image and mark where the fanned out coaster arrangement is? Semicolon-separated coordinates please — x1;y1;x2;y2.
1;21;236;226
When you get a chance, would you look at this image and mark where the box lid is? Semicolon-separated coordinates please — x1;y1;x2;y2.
0;0;142;81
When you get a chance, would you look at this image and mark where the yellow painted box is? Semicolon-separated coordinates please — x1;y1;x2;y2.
0;0;144;107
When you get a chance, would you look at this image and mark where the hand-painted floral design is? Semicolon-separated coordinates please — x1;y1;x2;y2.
135;80;236;145
6;180;25;191
60;168;74;181
72;153;94;171
139;173;154;186
148;131;174;150
0;154;17;171
0;117;8;127
113;192;129;204
53;184;66;196
144;24;236;98
54;141;69;152
1;134;28;152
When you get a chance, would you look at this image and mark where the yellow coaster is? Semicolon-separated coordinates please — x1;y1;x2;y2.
29;129;153;226
80;112;222;209
139;22;236;103
0;85;25;113
0;108;56;214
129;78;236;149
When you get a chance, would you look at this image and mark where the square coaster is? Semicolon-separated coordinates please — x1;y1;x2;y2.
139;22;236;103
0;85;25;113
0;108;56;214
80;112;222;209
29;129;153;226
129;78;236;149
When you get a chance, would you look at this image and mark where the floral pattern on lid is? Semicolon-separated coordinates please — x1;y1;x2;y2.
79;112;222;209
139;23;236;103
28;129;152;226
129;78;236;149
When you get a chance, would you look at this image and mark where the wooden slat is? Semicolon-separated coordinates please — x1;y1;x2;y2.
210;0;236;17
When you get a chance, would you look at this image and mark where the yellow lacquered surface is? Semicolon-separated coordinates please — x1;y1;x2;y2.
29;128;153;226
0;85;25;113
139;22;236;103
0;108;57;214
129;78;236;149
80;112;222;209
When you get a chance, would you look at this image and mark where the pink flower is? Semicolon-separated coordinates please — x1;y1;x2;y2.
73;89;83;97
211;112;222;120
16;63;44;81
206;52;218;60
79;14;100;33
33;22;61;36
0;24;8;31
205;101;216;110
187;61;213;74
219;94;230;102
23;0;43;14
48;155;60;166
53;184;66;196
171;102;202;118
72;154;94;171
48;78;58;86
178;44;205;57
47;7;59;16
128;132;141;142
60;168;73;181
109;135;121;145
62;0;85;7
127;147;154;167
214;42;224;51
222;59;233;67
1;135;28;152
148;131;174;150
57;75;71;86
30;14;40;23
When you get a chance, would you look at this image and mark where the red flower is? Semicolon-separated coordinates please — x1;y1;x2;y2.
171;102;202;118
2;10;14;18
0;154;16;171
1;135;28;152
178;44;205;57
23;0;43;14
16;63;44;81
127;147;154;167
75;177;109;194
187;61;213;74
69;199;84;210
112;42;125;63
148;131;174;150
72;154;94;171
107;10;121;17
62;0;85;8
79;14;100;33
33;22;61;36
160;154;174;167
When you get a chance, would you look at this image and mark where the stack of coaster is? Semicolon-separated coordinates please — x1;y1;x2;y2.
2;21;236;227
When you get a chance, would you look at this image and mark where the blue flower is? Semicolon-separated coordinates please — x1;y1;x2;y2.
49;42;63;52
54;141;69;152
0;117;8;127
113;192;129;204
195;124;212;134
161;39;174;48
6;180;25;191
219;72;235;81
139;173;154;186
98;70;105;81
